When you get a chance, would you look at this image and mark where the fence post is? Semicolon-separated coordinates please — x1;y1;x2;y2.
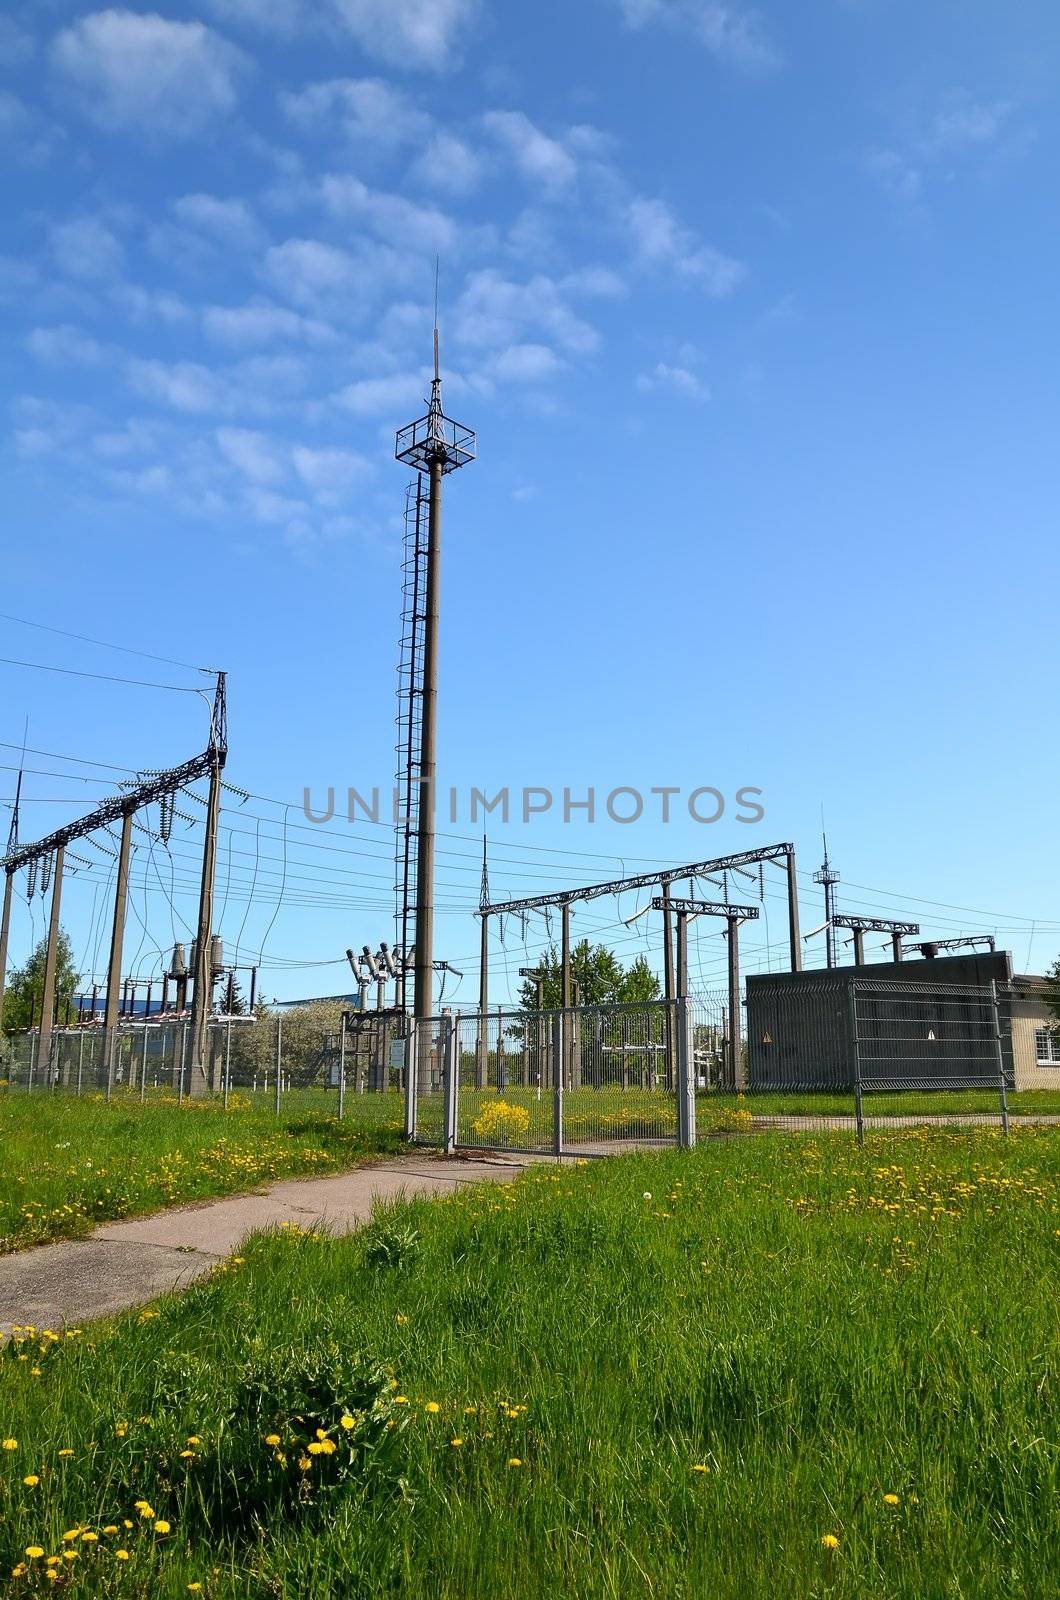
991;980;1010;1137
676;997;696;1148
847;978;864;1149
139;1025;147;1103
223;1018;232;1111
275;1016;283;1115
76;1031;84;1097
178;1024;186;1105
442;1014;458;1155
404;1021;418;1142
552;1011;564;1159
338;1012;347;1121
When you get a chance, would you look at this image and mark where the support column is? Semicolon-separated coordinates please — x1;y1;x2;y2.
675;909;688;998
786;849;802;972
852;926;866;966
727;915;743;1090
38;846;64;1069
476;912;488;1088
103;810;134;1082
561;900;571;1090
0;867;13;1028
190;746;223;1089
662;880;675;1091
414;455;443;1023
891;932;903;962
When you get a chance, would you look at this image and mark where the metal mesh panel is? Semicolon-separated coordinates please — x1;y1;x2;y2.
453;1009;557;1152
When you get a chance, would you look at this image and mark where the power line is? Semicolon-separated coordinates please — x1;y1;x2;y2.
0;612;214;674
0;657;203;692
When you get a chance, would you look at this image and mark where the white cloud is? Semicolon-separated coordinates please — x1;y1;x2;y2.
636;362;710;401
292;445;370;494
327;0;478;70
627;197;745;295
333;371;426;417
615;1;777;70
455;270;599;354
483;343;562;383
216;426;286;483
925;91;1013;155
865;148;922;203
281;77;431;147
203;300;334;346
483;110;578;192
50;217;125;280
112;283;190;324
171;193;265;249
410;130;483;195
263;238;361;307
26;325;105;366
319;175;456;252
128;358;236;414
51;9;245;133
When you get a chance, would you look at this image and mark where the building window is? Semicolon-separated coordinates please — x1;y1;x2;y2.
1034;1028;1060;1066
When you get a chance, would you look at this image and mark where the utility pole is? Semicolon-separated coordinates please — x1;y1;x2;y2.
189;673;227;1088
477;835;489;1087
38;846;64;1067
813;833;840;969
103;810;134;1080
786;846;801;972
652;898;760;1091
395;305;475;1022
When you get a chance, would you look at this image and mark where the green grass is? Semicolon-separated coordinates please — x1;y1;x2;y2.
0;1092;406;1255
1;1127;1057;1597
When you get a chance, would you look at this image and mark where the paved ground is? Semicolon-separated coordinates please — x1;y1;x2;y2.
0;1153;532;1337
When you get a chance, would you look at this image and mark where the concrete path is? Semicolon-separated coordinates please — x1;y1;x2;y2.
0;1153;531;1337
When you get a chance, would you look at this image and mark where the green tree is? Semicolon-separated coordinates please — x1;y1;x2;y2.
1046;957;1060;1030
2;930;81;1031
517;941;661;1010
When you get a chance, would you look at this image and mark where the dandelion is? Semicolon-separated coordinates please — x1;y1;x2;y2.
883;1493;900;1506
25;1547;44;1559
61;1531;80;1543
394;1395;409;1405
643;1192;652;1201
103;1527;118;1535
116;1550;130;1561
340;1415;355;1430
187;1436;201;1446
692;1464;709;1474
298;1456;312;1471
820;1534;839;1549
508;1457;522;1467
450;1438;463;1447
57;1449;74;1459
153;1520;171;1535
2;1438;17;1451
180;1449;196;1459
307;1442;326;1455
81;1532;99;1543
264;1434;281;1447
188;1586;202;1593
396;1314;409;1324
23;1474;40;1487
425;1402;440;1414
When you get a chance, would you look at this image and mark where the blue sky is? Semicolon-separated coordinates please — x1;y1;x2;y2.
3;0;1059;1006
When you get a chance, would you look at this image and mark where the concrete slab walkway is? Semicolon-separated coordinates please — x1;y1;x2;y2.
0;1153;531;1337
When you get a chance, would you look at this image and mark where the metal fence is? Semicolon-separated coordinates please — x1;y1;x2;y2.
0;980;1031;1149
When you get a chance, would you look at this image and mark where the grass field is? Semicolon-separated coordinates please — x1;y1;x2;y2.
0;1094;405;1256
1;1126;1056;1597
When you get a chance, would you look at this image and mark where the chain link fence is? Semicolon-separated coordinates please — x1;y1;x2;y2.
0;979;1043;1149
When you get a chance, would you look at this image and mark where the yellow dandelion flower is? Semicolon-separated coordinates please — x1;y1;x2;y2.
883;1493;900;1506
315;1428;327;1440
396;1314;409;1324
81;1532;99;1543
187;1436;201;1446
45;1570;59;1583
116;1550;130;1561
692;1464;709;1474
180;1449;196;1459
57;1449;74;1459
2;1438;18;1450
425;1401;440;1414
275;1451;287;1466
30;1368;42;1377
25;1547;45;1559
307;1442;325;1455
23;1474;40;1487
340;1415;355;1430
188;1586;202;1593
298;1455;312;1471
102;1527;118;1535
394;1396;409;1405
264;1433;281;1446
46;1556;60;1566
11;1565;26;1579
61;1531;80;1543
507;1457;522;1467
153;1520;170;1535
122;1520;133;1530
63;1551;78;1562
318;1439;336;1455
450;1438;463;1447
820;1534;839;1550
